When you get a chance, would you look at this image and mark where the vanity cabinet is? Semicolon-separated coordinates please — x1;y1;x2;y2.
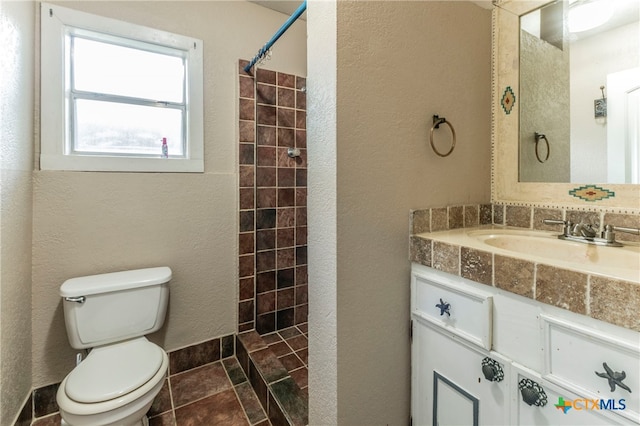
411;263;639;426
412;317;511;425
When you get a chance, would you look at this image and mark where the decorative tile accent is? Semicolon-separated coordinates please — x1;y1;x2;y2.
501;86;516;114
569;184;615;202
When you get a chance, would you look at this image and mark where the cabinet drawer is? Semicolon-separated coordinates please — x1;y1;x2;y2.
513;363;632;425
411;265;493;350
541;314;640;424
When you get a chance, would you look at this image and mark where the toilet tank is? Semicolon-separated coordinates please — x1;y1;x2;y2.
60;267;171;349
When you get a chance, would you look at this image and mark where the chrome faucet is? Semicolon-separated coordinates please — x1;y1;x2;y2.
571;221;597;238
542;218;639;247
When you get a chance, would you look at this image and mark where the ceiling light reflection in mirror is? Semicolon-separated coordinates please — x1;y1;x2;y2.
568;0;615;33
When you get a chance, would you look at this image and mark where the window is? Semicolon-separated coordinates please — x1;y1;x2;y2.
40;3;204;172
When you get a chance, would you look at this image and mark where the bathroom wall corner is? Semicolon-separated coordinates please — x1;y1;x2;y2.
0;1;35;424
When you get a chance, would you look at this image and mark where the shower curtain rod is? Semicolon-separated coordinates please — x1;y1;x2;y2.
244;0;307;73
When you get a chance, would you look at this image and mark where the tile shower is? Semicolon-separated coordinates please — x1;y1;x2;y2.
237;60;308;335
237;60;310;426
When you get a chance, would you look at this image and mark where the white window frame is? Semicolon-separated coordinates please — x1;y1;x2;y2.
40;3;204;172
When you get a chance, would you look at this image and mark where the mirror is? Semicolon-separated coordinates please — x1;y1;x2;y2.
518;0;639;183
491;0;639;209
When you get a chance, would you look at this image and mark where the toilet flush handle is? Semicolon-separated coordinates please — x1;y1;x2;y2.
65;296;86;304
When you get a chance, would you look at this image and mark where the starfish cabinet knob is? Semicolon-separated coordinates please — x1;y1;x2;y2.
595;362;632;393
435;298;451;316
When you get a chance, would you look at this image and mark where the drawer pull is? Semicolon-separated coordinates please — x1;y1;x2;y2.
519;378;548;407
595;362;632;393
435;298;451;316
481;357;504;382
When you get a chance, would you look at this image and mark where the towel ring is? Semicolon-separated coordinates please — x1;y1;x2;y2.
430;115;456;157
534;132;549;163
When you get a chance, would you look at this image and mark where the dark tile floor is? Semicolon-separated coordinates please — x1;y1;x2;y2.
32;357;269;426
148;357;269;425
261;324;308;396
30;325;308;426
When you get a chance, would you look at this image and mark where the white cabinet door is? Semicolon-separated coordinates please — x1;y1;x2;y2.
412;317;511;426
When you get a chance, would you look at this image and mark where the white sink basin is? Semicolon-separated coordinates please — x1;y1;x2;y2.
466;229;640;281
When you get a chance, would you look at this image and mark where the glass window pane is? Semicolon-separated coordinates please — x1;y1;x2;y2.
72;37;185;103
74;99;184;156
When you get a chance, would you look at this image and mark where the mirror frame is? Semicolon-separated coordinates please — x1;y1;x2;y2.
491;0;639;213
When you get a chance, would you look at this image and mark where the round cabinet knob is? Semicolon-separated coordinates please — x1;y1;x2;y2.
519;378;548;407
481;357;504;382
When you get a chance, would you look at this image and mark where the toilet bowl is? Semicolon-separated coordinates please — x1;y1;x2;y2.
57;338;168;426
56;267;172;426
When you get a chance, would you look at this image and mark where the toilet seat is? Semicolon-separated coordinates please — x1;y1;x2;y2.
65;338;163;403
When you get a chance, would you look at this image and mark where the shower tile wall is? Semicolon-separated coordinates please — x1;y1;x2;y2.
238;60;308;335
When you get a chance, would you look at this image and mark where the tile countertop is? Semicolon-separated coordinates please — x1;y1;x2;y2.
410;225;640;332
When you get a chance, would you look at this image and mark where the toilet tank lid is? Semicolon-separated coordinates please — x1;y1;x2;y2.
60;267;172;297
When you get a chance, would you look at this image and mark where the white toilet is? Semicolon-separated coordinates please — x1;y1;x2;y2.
56;267;172;426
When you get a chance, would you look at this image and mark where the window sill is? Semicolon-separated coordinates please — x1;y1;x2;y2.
40;154;204;173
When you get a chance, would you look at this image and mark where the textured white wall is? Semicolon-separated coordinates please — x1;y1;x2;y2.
308;1;492;423
0;0;35;423
31;1;306;388
307;0;338;423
